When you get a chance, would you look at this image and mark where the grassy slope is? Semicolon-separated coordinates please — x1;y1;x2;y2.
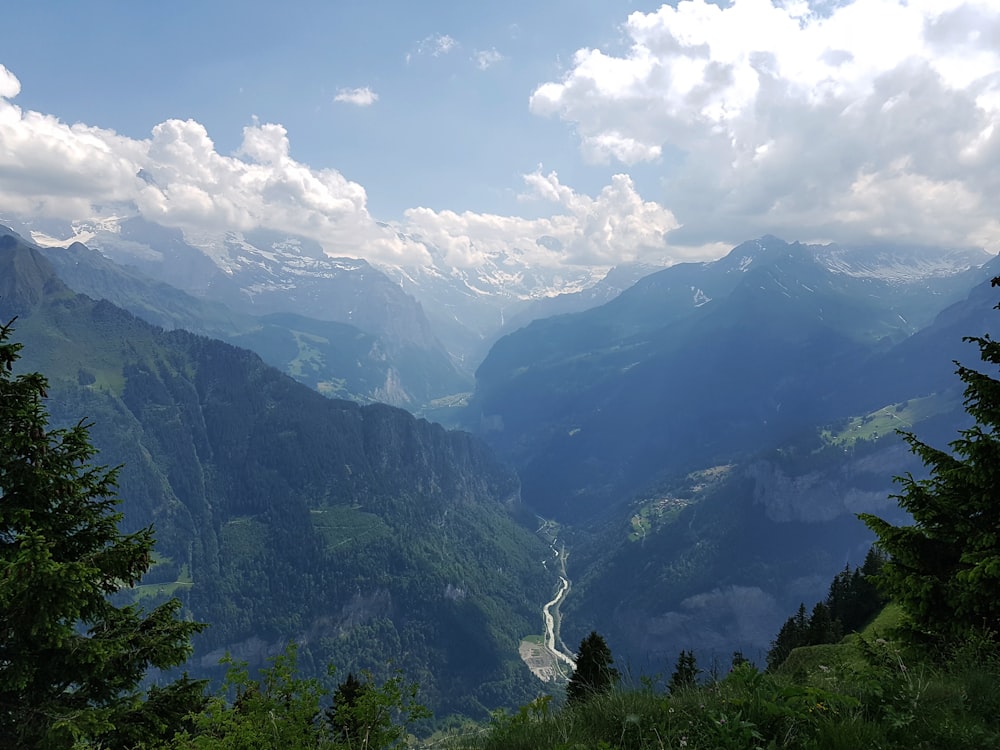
439;603;1000;749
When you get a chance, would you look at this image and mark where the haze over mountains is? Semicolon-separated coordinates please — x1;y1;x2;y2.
0;229;550;716
2;216;998;712
13;214;643;380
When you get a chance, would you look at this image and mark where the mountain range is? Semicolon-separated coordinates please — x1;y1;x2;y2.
3;212;999;709
0;232;552;716
13;214;647;380
459;235;998;665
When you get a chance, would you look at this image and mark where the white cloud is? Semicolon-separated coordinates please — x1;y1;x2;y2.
474;48;504;70
402;169;680;268
531;0;1000;248
0;64;685;272
0;64;20;99
334;86;379;107
0;67;145;219
408;33;458;63
0;67;420;263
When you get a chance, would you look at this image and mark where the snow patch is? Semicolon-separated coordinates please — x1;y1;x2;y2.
691;286;712;307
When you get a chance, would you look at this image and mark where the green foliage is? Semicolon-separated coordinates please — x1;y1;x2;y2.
171;643;429;749
826;548;887;634
668;650;700;693
566;632;620;705
2;242;551;715
455;638;1000;750
860;277;1000;643
170;644;329;749
0;319;206;748
327;668;431;750
767;552;887;670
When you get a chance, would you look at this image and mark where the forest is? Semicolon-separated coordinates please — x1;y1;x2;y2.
3;276;1000;747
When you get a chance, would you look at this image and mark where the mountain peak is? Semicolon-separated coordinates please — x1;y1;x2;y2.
0;229;70;317
712;235;804;274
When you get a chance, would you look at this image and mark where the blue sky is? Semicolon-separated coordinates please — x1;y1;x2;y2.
3;1;655;218
1;1;998;271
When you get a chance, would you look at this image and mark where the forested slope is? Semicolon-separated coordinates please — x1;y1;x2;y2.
0;234;550;716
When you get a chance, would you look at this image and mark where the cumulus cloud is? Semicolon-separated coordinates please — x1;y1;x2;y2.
0;67;417;263
0;64;20;99
531;0;1000;248
0;64;683;271
402;169;679;268
334;86;378;107
474;48;504;70
0;66;145;219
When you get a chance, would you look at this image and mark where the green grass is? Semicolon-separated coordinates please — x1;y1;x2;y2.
285;329;328;379
445;653;1000;749
778;604;908;679
822;394;956;447
627;465;733;542
316;378;349;396
446;604;1000;750
220;516;270;561
133;564;194;602
309;505;391;550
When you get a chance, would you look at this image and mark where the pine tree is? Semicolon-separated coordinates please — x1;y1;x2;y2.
806;602;841;645
860;277;1000;642
327;671;369;744
826;550;886;633
0;320;206;748
767;603;808;670
668;650;700;692
730;651;749;670
566;631;620;704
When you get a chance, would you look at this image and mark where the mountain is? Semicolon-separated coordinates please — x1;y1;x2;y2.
376;240;616;373
466;236;995;523
490;262;662;349
0;226;460;408
18;217;469;405
12;213;665;377
463;236;997;668
562;269;1000;666
0;235;552;717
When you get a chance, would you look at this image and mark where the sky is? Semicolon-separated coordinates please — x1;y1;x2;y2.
1;0;998;271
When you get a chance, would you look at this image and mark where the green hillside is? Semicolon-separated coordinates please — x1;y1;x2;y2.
0;237;551;717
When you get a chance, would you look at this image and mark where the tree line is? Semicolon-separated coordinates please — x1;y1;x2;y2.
5;277;1000;746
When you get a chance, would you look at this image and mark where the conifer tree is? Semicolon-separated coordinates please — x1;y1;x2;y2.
0;320;206;748
806;602;841;645
567;631;620;704
860;277;1000;642
327;671;369;744
668;650;700;692
767;603;808;670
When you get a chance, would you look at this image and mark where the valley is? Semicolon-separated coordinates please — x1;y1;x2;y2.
1;222;997;720
520;535;576;683
3;8;999;744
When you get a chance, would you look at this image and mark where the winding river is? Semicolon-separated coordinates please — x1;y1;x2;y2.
542;541;577;671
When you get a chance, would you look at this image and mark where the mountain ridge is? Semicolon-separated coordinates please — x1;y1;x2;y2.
0;234;552;716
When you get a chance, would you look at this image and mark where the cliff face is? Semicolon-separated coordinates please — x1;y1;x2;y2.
1;236;548;716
